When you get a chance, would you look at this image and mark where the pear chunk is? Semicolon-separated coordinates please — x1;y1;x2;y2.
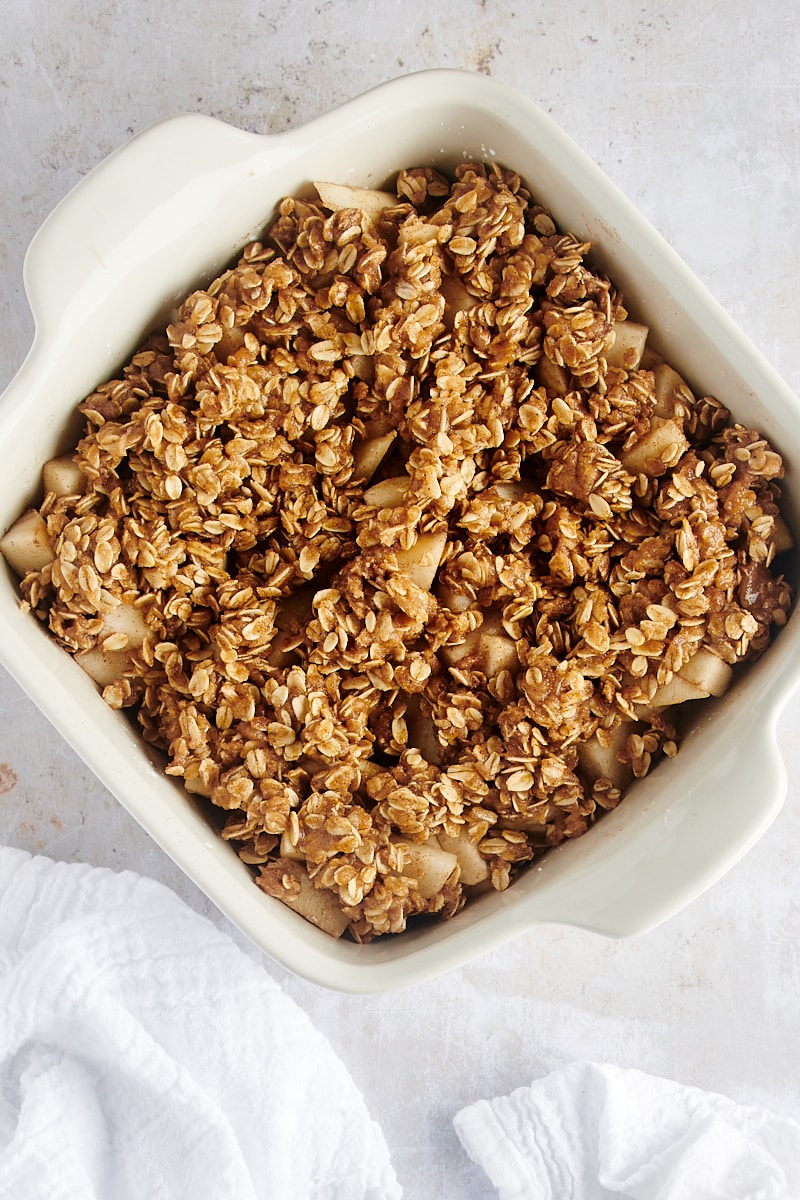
440;274;479;330
648;674;709;707
363;475;410;508
314;181;396;224
652;362;694;419
606;320;649;370
0;509;55;576
621;417;688;477
352;432;396;482
436;831;489;886
101;601;148;645
257;860;350;938
399;840;459;899
678;647;733;698
773;514;794;554
494;480;536;502
215;324;247;362
435;581;473;613
74;646;131;687
577;721;639;789
276;585;315;630
538;355;571;396
265;629;302;669
648;647;734;708
74;602;148;686
42;455;86;497
404;695;444;765
183;774;212;798
349;353;375;382
279;831;305;862
394;530;447;590
440;610;519;677
266;587;314;668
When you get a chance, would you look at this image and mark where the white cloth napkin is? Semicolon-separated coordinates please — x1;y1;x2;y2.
0;845;401;1200
453;1061;800;1200
2;844;798;1200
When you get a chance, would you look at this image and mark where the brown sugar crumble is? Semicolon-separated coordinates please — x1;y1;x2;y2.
5;162;793;940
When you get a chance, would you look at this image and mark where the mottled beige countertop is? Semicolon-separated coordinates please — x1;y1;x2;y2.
2;3;799;1196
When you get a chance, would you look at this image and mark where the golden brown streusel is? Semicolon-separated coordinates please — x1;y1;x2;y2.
11;161;793;940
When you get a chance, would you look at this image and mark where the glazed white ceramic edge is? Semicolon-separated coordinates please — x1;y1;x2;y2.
0;69;798;992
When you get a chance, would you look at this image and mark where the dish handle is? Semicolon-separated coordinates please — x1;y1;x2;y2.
21;114;275;344
525;698;791;941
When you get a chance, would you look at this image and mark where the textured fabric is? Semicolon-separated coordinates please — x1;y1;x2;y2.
2;846;797;1200
0;846;401;1200
453;1061;800;1200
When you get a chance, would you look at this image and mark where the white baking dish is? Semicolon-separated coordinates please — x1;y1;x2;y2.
1;70;798;993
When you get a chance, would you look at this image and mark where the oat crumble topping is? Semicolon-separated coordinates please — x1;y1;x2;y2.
6;162;793;940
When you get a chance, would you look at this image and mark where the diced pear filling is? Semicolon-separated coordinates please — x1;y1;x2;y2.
404;694;444;765
620;417;689;477
74;602;149;686
257;860;351;938
648;648;734;708
362;474;410;508
436;831;490;887
537;355;571;397
440;610;519;677
647;675;708;708
435;581;473;613
493;481;533;502
266;587;315;668
440;274;480;330
678;647;734;697
773;514;794;554
265;629;302;669
183;774;212;798
577;721;639;790
314;180;396;224
349;353;375;383
42;455;86;498
398;840;459;899
0;509;54;576
73;648;127;687
606;320;649;370
279;830;305;862
394;530;447;591
652;361;695;419
101;601;149;644
351;432;396;481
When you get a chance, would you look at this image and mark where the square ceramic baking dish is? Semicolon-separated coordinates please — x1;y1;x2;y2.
1;70;798;993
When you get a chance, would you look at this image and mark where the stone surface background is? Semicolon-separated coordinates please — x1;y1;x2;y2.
1;3;799;1195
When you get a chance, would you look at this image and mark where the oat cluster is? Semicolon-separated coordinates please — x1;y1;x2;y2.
21;163;792;940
